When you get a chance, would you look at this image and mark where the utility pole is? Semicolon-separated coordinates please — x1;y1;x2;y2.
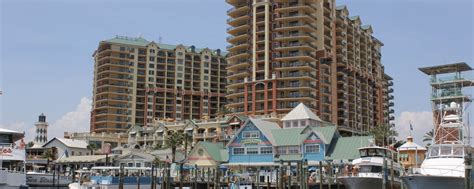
465;152;472;189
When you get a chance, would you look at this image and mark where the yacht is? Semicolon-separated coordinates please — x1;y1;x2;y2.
338;142;404;189
0;128;27;188
401;103;467;189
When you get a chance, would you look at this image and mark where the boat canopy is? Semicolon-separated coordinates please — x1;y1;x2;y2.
427;144;464;158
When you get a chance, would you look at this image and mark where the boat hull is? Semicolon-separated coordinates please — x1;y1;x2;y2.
339;177;401;189
26;173;72;186
401;175;464;189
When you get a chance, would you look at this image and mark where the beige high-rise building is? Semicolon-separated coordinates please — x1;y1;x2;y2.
225;0;394;135
91;36;227;133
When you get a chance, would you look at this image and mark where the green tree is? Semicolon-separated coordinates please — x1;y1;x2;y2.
217;106;232;117
27;141;34;148
183;132;193;158
87;143;98;155
165;131;183;163
41;148;56;170
369;124;398;146
153;157;162;167
423;129;434;146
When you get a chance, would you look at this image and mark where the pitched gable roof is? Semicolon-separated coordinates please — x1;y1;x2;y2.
301;126;338;145
198;142;228;162
227;118;280;146
43;138;88;149
281;103;321;121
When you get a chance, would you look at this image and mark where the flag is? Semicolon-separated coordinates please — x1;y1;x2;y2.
410;123;413;131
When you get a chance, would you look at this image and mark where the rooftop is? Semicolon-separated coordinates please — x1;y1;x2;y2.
281;103;322;121
103;35;226;56
419;62;472;75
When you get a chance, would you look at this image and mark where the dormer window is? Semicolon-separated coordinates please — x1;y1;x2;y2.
242;131;259;139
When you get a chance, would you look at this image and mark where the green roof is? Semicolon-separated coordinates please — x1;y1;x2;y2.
274;154;302;162
349;16;360;21
335;5;347;11
103;35;227;55
199;142;228;162
325;136;372;161
272;128;307;146
361;25;372;30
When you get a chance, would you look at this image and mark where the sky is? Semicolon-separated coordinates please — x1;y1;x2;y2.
0;0;472;145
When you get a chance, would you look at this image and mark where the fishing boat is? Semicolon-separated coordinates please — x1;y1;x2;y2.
401;63;472;189
338;141;404;189
401;103;467;189
0;128;28;188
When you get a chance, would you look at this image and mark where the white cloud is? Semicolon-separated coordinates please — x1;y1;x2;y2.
395;111;434;145
48;97;92;139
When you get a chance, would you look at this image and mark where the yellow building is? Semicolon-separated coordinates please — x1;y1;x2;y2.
397;136;427;169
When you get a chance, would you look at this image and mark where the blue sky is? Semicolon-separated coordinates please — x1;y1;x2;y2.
1;0;472;144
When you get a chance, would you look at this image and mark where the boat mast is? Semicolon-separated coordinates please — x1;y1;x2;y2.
419;62;473;145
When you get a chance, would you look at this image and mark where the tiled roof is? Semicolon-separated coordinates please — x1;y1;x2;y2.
281;103;321;121
325;136;372;161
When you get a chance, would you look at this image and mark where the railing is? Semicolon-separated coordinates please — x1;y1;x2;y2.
431;76;471;84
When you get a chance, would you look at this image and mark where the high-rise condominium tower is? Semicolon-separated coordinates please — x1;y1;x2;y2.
225;0;394;135
91;36;227;133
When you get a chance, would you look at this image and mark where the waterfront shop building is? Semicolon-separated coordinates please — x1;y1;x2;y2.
397;135;427;170
225;103;371;172
184;141;228;168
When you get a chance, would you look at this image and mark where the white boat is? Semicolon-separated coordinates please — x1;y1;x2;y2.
69;166;163;189
26;171;73;187
401;103;467;189
0;128;27;188
338;142;404;189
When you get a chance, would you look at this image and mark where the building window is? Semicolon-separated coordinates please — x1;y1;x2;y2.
233;148;245;155
300;120;306;127
288;146;299;154
284;122;291;128
242;131;259;139
246;147;259;155
278;147;287;154
260;147;273;154
305;144;320;153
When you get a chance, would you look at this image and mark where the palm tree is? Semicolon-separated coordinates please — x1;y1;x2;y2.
87;143;98;155
153;157;162;167
423;129;434;145
183;132;193;158
165;131;184;163
217;106;232;117
42;148;56;171
369;124;398;146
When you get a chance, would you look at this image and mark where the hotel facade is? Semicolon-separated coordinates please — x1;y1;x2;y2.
91;36;227;133
225;0;394;135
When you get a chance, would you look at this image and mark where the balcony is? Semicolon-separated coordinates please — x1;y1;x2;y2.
226;42;249;51
274;42;318;51
227;69;249;79
227;32;250;44
389;102;394;107
278;82;316;89
274;22;317;32
280;72;316;79
274;62;316;70
274;52;316;62
227;15;249;27
227;50;250;60
274;32;317;41
275;13;317;23
278;93;316;100
227;6;250;17
227;25;250;35
275;3;317;13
